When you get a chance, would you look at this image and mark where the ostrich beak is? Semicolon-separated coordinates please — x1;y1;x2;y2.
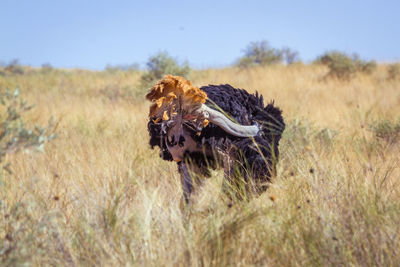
198;104;260;137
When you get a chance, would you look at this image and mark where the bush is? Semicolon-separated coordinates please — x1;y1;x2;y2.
360;60;377;74
237;41;283;68
281;47;300;65
369;119;400;144
140;51;190;91
387;63;400;80
236;41;300;68
0;88;55;172
4;59;24;75
315;51;376;80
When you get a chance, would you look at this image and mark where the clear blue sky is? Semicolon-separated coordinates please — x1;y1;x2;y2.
1;0;399;70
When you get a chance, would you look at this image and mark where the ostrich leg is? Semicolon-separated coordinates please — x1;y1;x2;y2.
178;162;194;204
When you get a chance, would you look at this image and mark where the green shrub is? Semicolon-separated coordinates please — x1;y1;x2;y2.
0;88;55;172
387;63;400;80
360;60;377;74
315;51;376;80
281;47;300;65
139;51;190;91
369;119;400;144
236;41;300;68
237;41;283;68
4;59;24;75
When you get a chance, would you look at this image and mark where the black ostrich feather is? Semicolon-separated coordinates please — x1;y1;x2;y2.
147;82;285;202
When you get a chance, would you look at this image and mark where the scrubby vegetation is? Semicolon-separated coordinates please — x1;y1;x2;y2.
236;41;300;68
369;119;400;144
315;51;377;80
0;89;55;170
387;63;400;80
140;51;190;91
0;59;25;76
0;62;399;266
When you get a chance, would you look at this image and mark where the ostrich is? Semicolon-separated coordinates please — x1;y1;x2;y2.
147;75;285;203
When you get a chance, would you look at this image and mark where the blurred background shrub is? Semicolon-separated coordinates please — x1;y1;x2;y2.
387;63;400;80
236;40;300;68
315;51;376;80
139;51;190;91
0;89;55;172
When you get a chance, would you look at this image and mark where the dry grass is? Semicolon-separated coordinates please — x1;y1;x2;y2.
1;64;400;266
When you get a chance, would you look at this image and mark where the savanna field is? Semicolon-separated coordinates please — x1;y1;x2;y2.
1;64;400;266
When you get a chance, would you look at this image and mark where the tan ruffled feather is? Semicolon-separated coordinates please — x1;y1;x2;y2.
146;75;208;120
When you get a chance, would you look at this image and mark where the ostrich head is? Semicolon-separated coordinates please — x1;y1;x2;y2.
146;75;261;161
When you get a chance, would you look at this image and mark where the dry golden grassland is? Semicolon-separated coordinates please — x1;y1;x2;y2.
1;64;400;266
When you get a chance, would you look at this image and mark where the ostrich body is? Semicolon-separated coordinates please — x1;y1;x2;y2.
147;75;285;203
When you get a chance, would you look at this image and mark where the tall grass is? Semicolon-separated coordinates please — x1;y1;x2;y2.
1;64;399;265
